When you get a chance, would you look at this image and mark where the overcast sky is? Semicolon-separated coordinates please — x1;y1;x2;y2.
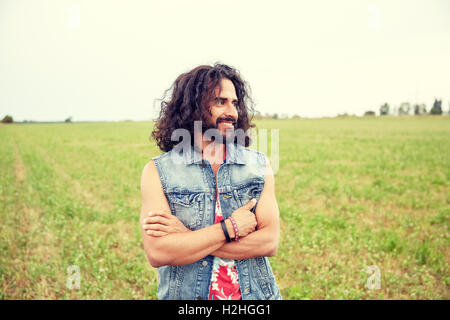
1;0;449;121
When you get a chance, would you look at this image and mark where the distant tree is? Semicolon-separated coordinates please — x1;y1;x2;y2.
364;110;376;116
398;102;411;115
379;103;389;115
414;104;427;115
65;116;73;123
272;113;279;119
1;115;13;123
430;99;442;115
291;114;301;119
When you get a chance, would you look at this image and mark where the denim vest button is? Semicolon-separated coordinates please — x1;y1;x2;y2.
202;261;208;267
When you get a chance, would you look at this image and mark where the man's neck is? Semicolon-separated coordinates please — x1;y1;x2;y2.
198;138;225;166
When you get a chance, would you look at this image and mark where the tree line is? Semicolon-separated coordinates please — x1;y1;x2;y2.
376;98;448;116
2;98;449;123
1;115;74;124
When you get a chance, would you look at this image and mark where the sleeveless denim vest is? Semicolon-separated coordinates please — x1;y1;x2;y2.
152;142;282;300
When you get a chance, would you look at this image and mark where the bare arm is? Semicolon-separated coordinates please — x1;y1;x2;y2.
140;161;228;267
140;160;256;267
210;157;280;259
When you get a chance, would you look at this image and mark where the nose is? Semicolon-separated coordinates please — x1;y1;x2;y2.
225;101;238;119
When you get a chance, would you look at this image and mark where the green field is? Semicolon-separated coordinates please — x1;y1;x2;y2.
1;117;449;299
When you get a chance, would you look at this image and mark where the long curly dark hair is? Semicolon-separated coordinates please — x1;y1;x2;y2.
151;63;256;152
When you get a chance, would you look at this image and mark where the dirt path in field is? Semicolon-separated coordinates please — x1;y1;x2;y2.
13;140;26;183
7;141;42;297
6;139;64;299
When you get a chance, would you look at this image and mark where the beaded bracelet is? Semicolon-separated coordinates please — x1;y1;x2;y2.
228;217;240;242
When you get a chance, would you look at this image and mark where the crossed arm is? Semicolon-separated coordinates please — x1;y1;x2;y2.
139;158;280;268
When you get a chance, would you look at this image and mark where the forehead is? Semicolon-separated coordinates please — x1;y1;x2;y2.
214;78;238;99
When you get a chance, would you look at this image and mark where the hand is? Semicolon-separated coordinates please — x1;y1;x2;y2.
142;211;191;237
229;198;258;238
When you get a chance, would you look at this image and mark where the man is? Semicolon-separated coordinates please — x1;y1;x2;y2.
140;63;281;300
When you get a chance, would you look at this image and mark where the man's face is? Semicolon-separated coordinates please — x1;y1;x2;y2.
204;78;239;138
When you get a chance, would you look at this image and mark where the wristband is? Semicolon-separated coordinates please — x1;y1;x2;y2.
220;219;231;243
228;217;240;242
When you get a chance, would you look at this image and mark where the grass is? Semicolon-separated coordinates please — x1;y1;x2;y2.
0;116;449;299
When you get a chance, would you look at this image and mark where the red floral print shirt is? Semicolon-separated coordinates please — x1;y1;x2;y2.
208;148;242;300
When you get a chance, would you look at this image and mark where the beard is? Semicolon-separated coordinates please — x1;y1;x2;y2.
202;115;237;145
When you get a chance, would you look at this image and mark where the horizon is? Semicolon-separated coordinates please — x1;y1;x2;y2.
4;112;450;124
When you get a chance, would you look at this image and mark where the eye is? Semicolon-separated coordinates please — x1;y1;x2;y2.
215;97;225;105
232;101;239;107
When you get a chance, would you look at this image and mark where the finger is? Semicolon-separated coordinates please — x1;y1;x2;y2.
243;198;257;210
145;230;168;237
143;216;170;225
143;223;169;232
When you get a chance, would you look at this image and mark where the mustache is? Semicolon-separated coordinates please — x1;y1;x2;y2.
216;116;237;126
